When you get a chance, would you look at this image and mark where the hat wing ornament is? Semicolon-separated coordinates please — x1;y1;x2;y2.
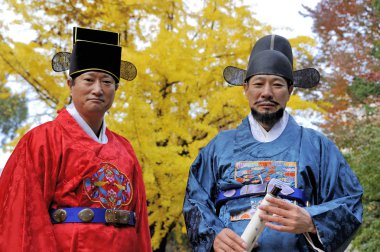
52;52;71;73
52;51;137;81
223;66;320;88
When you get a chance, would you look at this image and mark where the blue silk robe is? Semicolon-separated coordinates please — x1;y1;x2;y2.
183;116;363;251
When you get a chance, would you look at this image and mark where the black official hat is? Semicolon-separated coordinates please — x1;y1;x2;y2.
52;27;137;83
223;35;320;88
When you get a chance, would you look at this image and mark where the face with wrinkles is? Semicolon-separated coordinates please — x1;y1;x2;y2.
68;71;116;119
244;74;293;127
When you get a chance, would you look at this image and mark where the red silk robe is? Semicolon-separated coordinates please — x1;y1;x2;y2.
0;109;151;252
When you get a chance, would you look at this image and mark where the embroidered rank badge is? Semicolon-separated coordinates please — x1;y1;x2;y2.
231;160;297;221
84;162;133;209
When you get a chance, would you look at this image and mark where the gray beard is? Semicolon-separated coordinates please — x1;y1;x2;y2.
250;107;284;127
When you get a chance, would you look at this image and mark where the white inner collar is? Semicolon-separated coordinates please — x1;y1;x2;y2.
248;110;289;143
66;103;108;144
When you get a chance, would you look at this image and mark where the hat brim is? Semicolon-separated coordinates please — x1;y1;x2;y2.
223;66;320;88
51;52;137;81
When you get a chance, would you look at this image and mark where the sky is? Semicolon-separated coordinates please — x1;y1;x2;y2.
0;0;320;172
251;0;319;38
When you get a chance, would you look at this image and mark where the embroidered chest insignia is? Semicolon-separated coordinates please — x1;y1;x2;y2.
84;162;133;209
230;160;297;221
234;161;297;186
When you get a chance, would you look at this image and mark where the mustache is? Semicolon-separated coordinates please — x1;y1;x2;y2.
254;100;280;106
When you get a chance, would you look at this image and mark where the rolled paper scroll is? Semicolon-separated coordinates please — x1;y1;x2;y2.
241;185;282;251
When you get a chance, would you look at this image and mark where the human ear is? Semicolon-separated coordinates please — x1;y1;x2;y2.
67;79;74;96
67;79;72;88
288;85;294;95
244;83;249;96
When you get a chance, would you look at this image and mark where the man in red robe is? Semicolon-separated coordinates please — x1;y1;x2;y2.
0;27;151;251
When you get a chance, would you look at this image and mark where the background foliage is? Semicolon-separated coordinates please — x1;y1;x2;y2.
306;0;380;250
0;84;27;145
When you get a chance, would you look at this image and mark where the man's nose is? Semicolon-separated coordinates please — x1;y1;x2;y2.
91;80;104;94
260;83;274;98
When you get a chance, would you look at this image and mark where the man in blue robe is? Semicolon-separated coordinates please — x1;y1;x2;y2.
182;35;363;252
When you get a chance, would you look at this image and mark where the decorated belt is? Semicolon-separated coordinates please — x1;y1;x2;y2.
50;207;135;226
215;183;307;208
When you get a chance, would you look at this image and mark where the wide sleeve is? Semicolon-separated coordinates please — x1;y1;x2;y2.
0;130;60;251
305;138;363;252
183;145;225;252
132;156;152;252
